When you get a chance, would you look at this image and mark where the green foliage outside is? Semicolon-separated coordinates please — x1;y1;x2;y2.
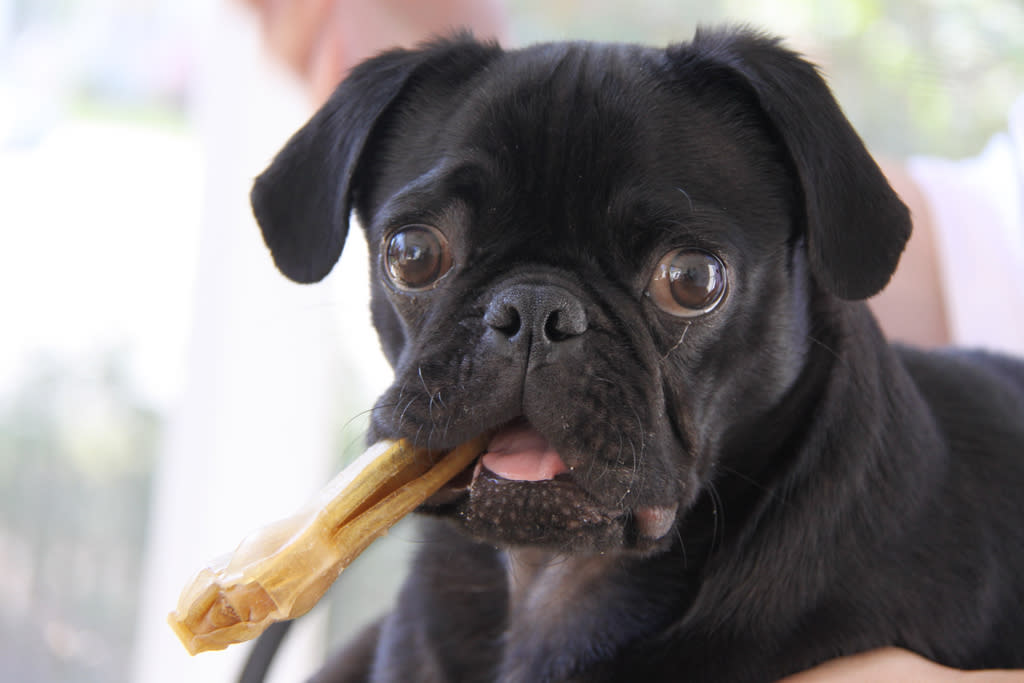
0;355;158;682
511;0;1024;158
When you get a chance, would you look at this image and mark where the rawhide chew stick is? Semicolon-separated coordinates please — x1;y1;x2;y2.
168;436;485;655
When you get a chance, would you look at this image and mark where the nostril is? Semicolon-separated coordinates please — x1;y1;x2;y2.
544;311;573;342
543;302;587;342
498;307;522;337
484;301;522;337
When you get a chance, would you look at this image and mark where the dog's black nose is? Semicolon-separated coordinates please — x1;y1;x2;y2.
484;284;587;344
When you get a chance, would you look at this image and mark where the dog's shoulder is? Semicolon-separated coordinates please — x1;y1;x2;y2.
894;344;1024;492
896;345;1024;416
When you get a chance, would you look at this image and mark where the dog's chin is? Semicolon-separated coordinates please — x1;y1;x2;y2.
416;419;680;554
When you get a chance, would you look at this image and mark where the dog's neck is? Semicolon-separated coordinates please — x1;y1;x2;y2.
504;547;615;616
498;546;690;681
500;548;622;681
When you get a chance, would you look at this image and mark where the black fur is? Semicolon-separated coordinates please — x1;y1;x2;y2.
252;28;1024;683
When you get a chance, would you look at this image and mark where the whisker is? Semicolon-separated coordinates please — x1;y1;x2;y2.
398;395;419;429
418;366;438;422
629;402;645;491
391;379;411;424
341;405;378;432
715;464;786;505
660;323;691;364
806;333;842;365
442;411;454;442
676;186;695;213
706;481;725;554
673;523;688;570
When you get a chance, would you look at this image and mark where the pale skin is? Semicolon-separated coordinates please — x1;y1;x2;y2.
239;1;1019;679
869;163;952;348
239;0;509;105
778;648;1024;682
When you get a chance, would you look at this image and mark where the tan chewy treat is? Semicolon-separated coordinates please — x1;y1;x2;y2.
168;437;485;655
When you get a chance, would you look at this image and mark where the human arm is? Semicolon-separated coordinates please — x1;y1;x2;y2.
780;648;1024;682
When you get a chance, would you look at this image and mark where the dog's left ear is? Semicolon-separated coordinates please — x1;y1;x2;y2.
251;35;500;283
681;29;911;300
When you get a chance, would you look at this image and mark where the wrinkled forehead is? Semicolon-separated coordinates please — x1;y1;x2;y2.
465;45;786;185
368;42;795;254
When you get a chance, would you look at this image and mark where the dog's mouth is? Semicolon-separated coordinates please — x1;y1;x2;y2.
479;418;573;481
420;418;678;550
423;418;574;504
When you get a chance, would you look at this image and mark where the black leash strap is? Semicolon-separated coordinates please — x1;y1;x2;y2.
237;620;293;683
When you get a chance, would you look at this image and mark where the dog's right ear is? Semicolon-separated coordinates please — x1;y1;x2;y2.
679;28;911;301
251;35;500;284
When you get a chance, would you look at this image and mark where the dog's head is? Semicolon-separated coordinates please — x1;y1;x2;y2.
251;29;909;555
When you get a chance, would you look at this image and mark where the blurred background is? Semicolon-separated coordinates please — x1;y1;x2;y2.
0;1;1021;682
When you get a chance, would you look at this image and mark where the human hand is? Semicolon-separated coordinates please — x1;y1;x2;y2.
240;0;507;104
779;648;1024;682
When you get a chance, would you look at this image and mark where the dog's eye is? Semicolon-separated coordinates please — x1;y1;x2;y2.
647;249;727;317
384;225;454;291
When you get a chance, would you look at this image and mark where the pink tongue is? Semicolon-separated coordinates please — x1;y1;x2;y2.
480;421;569;481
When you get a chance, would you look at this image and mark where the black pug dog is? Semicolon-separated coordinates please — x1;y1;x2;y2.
249;27;1024;683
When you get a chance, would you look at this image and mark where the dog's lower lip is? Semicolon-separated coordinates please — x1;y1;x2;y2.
418;438;679;542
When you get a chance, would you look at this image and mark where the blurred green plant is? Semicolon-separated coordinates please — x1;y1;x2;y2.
510;0;1024;157
0;353;159;683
